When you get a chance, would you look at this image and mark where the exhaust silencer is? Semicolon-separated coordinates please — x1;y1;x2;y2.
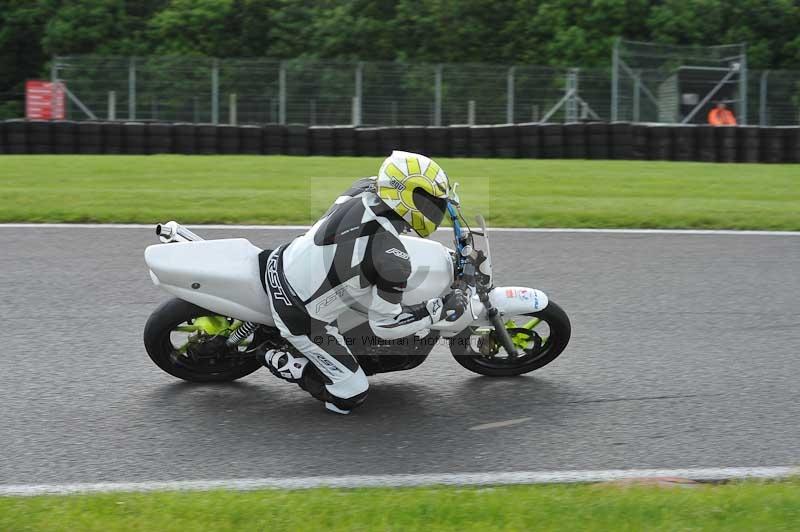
155;221;204;243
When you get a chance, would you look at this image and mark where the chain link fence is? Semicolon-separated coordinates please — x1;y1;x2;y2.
52;55;800;126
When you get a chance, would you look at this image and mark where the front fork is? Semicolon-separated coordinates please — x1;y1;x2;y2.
477;286;521;359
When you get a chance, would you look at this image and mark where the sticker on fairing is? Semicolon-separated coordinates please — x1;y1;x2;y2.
490;286;549;313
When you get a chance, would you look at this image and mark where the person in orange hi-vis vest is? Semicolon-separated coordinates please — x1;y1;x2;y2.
708;102;737;125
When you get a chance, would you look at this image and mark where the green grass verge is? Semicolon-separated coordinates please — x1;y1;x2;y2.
2;480;799;531
1;155;798;229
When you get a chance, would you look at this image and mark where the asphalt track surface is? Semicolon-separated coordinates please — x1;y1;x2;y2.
1;226;798;486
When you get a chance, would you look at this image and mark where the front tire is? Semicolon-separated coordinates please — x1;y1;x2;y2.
143;298;263;382
450;300;571;377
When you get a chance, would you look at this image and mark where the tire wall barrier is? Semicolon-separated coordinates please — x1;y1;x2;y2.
0;120;798;162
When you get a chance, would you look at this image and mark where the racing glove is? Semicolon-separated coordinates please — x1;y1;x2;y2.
426;289;469;322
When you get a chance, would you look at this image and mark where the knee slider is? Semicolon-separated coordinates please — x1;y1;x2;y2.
329;389;368;411
299;365;369;411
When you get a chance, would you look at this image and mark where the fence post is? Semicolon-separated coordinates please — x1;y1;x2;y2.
354;62;363;126
51;60;58;119
506;66;515;123
128;57;136;120
434;64;442;126
738;46;748;125
759;70;768;126
108;91;116;120
633;73;641;122
278;61;287;125
211;58;219;124
611;38;620;122
468;100;476;125
566;68;579;121
350;96;361;127
229;93;237;125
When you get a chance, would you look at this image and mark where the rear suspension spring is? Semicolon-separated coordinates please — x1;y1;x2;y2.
226;321;258;346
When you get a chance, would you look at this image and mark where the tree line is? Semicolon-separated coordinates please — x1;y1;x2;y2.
2;0;800;117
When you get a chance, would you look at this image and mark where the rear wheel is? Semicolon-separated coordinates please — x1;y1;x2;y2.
143;298;263;382
450;300;571;377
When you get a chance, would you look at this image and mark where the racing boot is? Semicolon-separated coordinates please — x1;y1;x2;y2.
261;349;308;383
261;350;362;415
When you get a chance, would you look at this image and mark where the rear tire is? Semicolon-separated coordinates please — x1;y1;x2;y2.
450;300;571;377
143;298;262;382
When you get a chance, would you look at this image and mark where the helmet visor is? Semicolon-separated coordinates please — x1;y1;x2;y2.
412;188;448;228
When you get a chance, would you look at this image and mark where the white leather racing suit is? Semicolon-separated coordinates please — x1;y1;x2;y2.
264;178;446;411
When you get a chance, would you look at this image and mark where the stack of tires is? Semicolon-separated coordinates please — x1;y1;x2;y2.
286;124;309;155
263;125;285;154
781;126;800;163
563;123;586;159
647;125;672;160
671;125;695;161
334;126;357;156
716;126;737;163
540;123;564;159
631;125;649;159
449;126;470;157
586;122;609;159
5;119;28;153
492;125;518;158
147;123;173;154
52;120;77;154
610;122;633;160
355;127;381;156
123;122;147;154
425;127;449;158
469;125;494;158
77;121;104;154
240;125;264;154
517;123;540;159
760;127;784;163
217;125;240;154
378;127;402;155
309;126;335;156
737;126;760;163
27;120;53;154
195;124;218;155
103;122;124;154
695;126;716;162
6;120;800;163
173;123;196;155
401;126;426;154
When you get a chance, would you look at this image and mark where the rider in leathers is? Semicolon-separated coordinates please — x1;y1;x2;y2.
262;151;467;414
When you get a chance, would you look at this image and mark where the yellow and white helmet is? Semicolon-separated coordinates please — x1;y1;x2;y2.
376;151;450;238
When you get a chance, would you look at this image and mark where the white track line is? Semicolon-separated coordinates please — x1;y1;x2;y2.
0;223;798;236
1;467;796;496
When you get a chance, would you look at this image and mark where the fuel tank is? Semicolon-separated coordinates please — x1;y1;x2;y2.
397;235;454;304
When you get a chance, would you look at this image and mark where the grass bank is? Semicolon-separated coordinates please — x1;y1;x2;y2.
1;155;798;229
1;480;799;531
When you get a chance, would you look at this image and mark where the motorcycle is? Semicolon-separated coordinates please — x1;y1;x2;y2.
143;200;571;383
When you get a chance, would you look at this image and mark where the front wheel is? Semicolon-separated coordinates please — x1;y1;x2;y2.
143;298;263;382
450;300;571;377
